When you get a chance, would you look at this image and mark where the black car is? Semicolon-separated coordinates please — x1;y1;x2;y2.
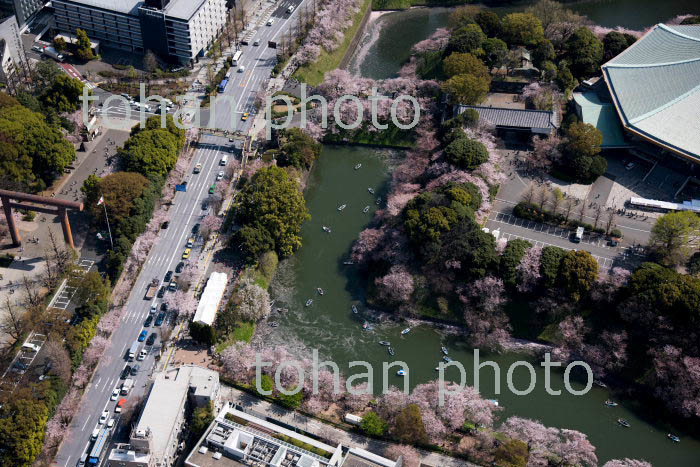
164;270;173;282
161;303;168;311
161;221;169;229
144;315;153;327
146;333;157;346
175;261;185;273
192;223;200;234
121;365;131;379
157;286;166;298
130;364;140;376
155;312;166;326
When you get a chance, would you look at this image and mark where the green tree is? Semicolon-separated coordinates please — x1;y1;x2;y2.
277;128;321;170
393;404;428;445
254;374;274;396
83;172;150;224
445;135;489;169
190;403;214;436
443;52;490;80
532;39;555;69
0;398;49;467
494;439;529;467
562;122;606;182
0;104;75;190
500;239;532;288
555;61;576;91
442;73;491;105
190;321;216;346
559;250;598;301
73;270;111;309
687;252;700;276
482;38;508;69
501;13;545;46
649;211;700;266
474;10;502;37
53;36;68;52
34;60;63;89
360;411;388;436
120;128;180;178
236;166;310;258
140;115;186;152
540;245;566;288
448;5;481;30
447;24;486;55
564;27;604;79
75;28;96;61
41;74;87;113
603;31;632;61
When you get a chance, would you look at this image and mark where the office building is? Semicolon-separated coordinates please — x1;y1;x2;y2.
185;404;403;467
107;365;220;467
0;15;29;94
0;0;45;28
52;0;227;65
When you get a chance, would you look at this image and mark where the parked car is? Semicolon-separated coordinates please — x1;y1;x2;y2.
138;330;148;342
182;248;192;259
121;365;131;379
146;333;157;346
157;286;166;298
176;261;185;273
99;410;109;424
12;361;28;373
130;364;140;376
625;161;636;170
161;302;168;311
31;44;44;53
144;315;153;327
137;349;147;361
194;163;203;174
107;418;115;429
150;303;158;313
155;313;166;327
192;224;200;234
111;388;120;401
241;112;250;121
161;221;169;229
209;184;216;194
267;18;274;26
164;271;173;282
216;171;224;181
187;237;194;248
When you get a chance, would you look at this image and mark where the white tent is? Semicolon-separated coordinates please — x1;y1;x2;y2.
193;272;228;326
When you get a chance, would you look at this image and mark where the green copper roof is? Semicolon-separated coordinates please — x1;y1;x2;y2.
602;24;700;162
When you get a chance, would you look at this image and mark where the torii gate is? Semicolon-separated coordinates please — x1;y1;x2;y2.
0;189;83;249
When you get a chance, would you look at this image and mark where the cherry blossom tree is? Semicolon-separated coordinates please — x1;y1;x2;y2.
500;416;598;467
412;28;450;54
529;134;563;171
235;278;272;322
603;460;652;467
374;265;415;306
650;345;700;417
516;245;542;293
351;227;385;264
384;444;421;467
164;290;198;319
344;382;373;411
201;214;224;240
462;276;511;350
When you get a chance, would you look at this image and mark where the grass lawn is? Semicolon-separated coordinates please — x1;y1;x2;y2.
294;0;372;86
215;321;257;352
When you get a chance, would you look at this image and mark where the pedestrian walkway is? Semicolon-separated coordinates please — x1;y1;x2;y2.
221;385;475;467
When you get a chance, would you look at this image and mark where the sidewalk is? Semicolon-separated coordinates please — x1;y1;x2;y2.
221;385;476;467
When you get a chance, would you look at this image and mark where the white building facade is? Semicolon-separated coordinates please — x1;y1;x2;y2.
0;15;29;94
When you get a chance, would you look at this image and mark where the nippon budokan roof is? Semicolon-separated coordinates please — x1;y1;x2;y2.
602;24;700;163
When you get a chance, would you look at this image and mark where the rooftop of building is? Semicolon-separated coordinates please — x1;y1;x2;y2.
133;365;219;459
602;23;700;162
193;272;228;326
456;104;558;132
573;89;629;148
162;0;208;20
185;405;399;467
60;0;143;15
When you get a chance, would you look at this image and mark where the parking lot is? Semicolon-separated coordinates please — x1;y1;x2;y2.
0;331;47;393
47;259;95;311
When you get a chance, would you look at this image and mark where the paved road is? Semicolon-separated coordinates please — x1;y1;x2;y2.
54;134;233;467
205;0;307;133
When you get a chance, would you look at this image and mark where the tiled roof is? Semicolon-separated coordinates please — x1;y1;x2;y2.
457;105;557;131
602;24;700;162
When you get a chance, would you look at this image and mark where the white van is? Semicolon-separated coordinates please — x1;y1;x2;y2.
22;342;40;353
137;349;147;361
219;154;228;166
91;428;100;441
573;226;584;243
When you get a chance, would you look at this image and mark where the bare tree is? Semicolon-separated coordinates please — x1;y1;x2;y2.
578;201;587;222
536;186;548;210
593;205;603;230
43;339;72;384
550;190;563;216
523;184;536;204
563;198;575;222
605;209;617;235
0;296;27;345
22;276;41;308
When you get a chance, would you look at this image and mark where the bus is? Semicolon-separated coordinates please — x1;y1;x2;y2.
88;428;110;465
232;50;242;66
218;78;229;93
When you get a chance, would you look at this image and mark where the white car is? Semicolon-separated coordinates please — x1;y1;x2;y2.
150;303;158;313
107;418;115;429
625;161;636;170
99;410;109;425
238;65;245;72
110;388;119;401
267;19;274;26
253;39;260;46
287;5;294;13
216;171;224;181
